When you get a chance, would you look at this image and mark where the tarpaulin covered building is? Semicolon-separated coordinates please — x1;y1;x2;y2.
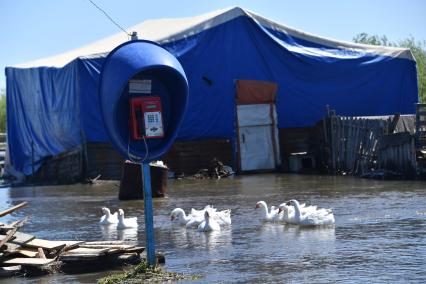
5;7;418;179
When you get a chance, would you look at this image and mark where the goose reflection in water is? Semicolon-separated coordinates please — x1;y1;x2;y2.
283;225;336;242
198;228;232;251
170;226;232;251
117;227;138;243
170;227;190;248
100;224;138;244
282;225;336;258
100;224;117;241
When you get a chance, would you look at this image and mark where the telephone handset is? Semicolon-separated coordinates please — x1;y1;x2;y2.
130;96;164;140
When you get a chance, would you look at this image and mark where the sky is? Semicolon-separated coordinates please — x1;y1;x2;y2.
1;0;425;90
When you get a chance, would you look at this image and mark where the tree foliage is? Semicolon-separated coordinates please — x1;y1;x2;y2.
0;89;5;133
353;33;426;103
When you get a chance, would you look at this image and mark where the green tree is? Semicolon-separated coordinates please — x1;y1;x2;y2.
353;33;426;103
0;89;5;133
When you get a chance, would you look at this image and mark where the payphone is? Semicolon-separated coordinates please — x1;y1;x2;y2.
130;96;164;139
99;40;188;267
99;40;187;161
129;79;164;140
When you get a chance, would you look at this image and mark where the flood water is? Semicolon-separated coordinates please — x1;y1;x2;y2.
1;174;426;283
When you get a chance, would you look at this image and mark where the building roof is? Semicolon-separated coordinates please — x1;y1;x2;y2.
14;7;413;68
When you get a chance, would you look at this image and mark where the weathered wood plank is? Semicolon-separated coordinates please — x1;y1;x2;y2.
352;118;359;170
343;117;348;170
79;244;135;250
0;225;20;249
337;116;342;172
84;241;124;245
345;118;351;171
2;257;56;267
15;247;39;258
10;232;35;246
0;265;21;277
24;239;83;251
59;247;110;262
122;246;145;254
62;247;109;255
330;114;336;173
1;242;21;255
0;224;15;232
59;254;100;261
37;248;46;259
0;235;16;242
0;202;28;217
352;118;359;171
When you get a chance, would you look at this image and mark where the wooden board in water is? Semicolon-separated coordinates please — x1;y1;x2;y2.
61;247;110;258
2;242;21;255
83;241;124;245
121;246;145;254
24;239;84;251
15;247;39;258
9;232;35;245
0;202;28;217
80;244;135;250
0;265;21;277
0;234;16;242
2;258;55;267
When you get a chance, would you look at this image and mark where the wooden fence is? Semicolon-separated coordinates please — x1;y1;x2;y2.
325;113;388;175
323;110;420;178
377;133;417;178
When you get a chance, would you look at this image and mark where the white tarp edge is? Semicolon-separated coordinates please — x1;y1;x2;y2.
14;6;413;68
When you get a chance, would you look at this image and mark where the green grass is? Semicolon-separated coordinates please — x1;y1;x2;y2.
98;261;201;284
0;90;5;133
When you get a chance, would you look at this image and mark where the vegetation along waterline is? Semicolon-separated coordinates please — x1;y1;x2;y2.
98;261;201;284
0;91;5;132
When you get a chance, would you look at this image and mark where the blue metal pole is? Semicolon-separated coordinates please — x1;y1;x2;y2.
142;162;156;266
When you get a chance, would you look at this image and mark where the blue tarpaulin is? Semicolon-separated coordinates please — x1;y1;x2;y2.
5;7;418;175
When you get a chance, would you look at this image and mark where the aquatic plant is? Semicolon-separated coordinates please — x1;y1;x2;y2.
98;260;201;284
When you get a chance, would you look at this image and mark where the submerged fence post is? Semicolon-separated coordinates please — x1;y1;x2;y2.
142;162;156;266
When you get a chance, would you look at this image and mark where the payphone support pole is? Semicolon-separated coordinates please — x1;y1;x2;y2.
142;162;156;266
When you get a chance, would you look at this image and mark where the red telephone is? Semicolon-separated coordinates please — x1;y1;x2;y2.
130;96;164;139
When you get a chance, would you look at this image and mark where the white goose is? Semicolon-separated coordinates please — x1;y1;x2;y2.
99;207;118;225
170;208;204;228
171;206;232;228
170;208;193;226
190;205;214;216
197;210;221;232
214;209;232;226
278;202;319;224
117;209;138;229
255;201;282;222
282;199;335;226
184;211;206;228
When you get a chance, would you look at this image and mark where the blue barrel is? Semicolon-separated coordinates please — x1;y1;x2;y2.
99;40;188;161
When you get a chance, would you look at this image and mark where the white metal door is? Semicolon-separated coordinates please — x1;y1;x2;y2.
237;104;280;171
239;125;276;171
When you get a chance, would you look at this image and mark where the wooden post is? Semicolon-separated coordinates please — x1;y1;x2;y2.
142;162;156;266
330;111;336;174
0;202;28;217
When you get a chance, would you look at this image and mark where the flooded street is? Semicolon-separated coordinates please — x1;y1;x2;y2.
1;174;426;283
